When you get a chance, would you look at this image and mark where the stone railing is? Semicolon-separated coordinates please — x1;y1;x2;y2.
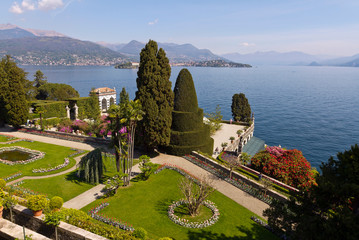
191;151;292;202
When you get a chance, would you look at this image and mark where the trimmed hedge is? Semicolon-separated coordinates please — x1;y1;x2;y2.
69;97;100;120
168;69;213;156
31;101;68;118
171;109;203;131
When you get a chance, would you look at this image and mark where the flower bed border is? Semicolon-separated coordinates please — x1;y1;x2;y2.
168;199;220;228
0;146;45;165
88;201;134;231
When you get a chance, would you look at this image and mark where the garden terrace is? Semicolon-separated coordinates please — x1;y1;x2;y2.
82;168;278;240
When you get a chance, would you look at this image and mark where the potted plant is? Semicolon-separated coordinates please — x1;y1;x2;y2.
229;136;235;143
236;129;242;137
221;142;228;151
49;196;63;212
0;200;3;219
44;211;62;240
27;195;48;216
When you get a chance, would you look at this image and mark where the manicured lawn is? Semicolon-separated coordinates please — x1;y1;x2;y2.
0;134;15;142
0;140;83;179
82;169;278;240
21;170;95;201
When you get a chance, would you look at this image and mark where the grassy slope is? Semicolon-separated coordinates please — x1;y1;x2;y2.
21;171;94;201
0;141;81;178
82;169;278;240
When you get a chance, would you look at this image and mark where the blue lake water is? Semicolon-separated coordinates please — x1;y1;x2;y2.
21;65;359;170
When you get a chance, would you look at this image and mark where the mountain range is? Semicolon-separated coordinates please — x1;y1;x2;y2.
0;24;358;67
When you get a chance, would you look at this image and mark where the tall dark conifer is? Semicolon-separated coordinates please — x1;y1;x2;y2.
135;40;174;150
231;93;251;122
0;55;28;127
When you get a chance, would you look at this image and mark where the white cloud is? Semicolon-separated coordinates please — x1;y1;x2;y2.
38;0;64;10
240;42;255;47
22;0;36;10
148;18;159;25
9;2;24;14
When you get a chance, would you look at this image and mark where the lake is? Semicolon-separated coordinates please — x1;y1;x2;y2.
21;65;359;170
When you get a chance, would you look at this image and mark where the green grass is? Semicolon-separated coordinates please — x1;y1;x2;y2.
0;135;12;142
175;204;213;222
0;140;83;179
20;171;94;201
82;169;278;240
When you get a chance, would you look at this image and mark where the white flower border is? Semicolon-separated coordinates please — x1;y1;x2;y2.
0;147;45;165
168;199;220;228
32;158;69;173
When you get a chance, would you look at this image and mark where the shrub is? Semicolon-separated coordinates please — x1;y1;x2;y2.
158;238;172;240
133;227;147;240
49;196;63;210
251;147;316;190
0;178;6;189
27;195;48;211
0;189;5;198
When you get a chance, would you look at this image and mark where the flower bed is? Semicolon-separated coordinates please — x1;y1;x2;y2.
5;184;47;199
168;199;220;228
251;216;287;240
3;171;23;181
32;158;69;173
0;146;45;165
88;201;134;231
183;155;273;204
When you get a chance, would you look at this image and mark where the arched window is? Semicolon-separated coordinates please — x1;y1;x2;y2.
110;97;115;106
102;98;107;110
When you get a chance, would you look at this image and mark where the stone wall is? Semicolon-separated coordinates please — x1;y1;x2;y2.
2;205;107;240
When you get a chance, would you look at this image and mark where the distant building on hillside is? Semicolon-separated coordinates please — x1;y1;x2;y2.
91;87;116;112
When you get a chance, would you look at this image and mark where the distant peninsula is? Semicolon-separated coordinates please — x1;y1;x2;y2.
114;62;139;69
173;60;252;68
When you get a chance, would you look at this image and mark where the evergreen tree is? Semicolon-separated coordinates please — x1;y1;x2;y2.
167;69;214;156
231;93;251;122
36;83;79;101
87;89;100;120
119;87;129;105
0;55;28;127
34;70;47;88
135;40;174;151
77;148;103;184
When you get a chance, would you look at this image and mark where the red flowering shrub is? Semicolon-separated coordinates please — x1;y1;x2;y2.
251;147;316;190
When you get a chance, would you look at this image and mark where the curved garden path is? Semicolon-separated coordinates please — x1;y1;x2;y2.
1;127;269;218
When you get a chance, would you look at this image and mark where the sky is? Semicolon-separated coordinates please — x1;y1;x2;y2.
1;0;359;56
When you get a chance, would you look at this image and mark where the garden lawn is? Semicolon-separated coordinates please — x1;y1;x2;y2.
0;140;82;179
0;134;15;142
20;171;94;201
82;169;278;240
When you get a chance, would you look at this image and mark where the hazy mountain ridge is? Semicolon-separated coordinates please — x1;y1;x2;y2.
99;40;225;63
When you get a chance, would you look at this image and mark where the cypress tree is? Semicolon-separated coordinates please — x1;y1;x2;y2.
135;40;174;150
78;148;103;184
119;87;129;105
166;69;214;156
231;93;251;122
0;55;28;127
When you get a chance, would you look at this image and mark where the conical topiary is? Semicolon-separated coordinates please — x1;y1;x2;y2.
166;69;213;156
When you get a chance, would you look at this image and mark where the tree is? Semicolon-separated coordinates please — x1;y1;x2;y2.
166;69;214;156
205;105;223;135
264;144;359;240
0;55;28;127
119;87;129;105
44;211;62;240
77;148;103;184
2;193;18;222
107;100;144;186
179;176;215;216
231;93;251;122
226;155;240;179
36;83;79;101
135;40;174;151
87;89;101;120
35;106;47;131
34;70;47;88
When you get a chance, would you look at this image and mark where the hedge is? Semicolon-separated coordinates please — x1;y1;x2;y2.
170;126;210;146
31;101;68;118
165;138;214;156
171;109;203;131
69;97;100;120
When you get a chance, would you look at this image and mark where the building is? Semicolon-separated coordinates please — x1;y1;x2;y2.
91;87;116;112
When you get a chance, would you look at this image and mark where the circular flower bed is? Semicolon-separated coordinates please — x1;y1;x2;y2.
168;199;220;228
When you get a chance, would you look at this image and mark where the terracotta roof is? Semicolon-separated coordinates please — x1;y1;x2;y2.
92;87;116;94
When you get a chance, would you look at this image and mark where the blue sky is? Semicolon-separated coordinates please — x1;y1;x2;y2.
1;0;359;56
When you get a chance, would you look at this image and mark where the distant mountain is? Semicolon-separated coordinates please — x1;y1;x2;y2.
99;40;225;63
0;24;66;38
0;37;128;66
221;51;323;66
319;54;359;67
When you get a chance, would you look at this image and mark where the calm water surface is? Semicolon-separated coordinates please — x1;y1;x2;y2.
21;65;359;170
